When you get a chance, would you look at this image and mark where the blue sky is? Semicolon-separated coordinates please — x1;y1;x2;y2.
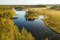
0;0;60;5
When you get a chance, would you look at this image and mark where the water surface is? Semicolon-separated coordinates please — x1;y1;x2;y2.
14;11;60;40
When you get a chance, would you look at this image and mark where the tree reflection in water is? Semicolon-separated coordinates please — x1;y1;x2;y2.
25;18;35;21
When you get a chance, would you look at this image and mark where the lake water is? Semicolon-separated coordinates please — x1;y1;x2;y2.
14;11;60;40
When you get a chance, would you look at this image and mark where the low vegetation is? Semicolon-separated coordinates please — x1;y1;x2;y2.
0;8;34;40
25;10;40;19
36;9;60;33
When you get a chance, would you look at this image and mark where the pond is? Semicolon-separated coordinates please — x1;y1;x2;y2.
13;11;60;40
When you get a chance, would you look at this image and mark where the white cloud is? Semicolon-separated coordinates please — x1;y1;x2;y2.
0;0;60;5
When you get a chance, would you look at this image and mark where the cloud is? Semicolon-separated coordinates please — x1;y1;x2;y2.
0;0;60;5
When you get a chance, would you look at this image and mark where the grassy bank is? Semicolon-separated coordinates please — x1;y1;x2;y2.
0;8;34;40
36;9;60;33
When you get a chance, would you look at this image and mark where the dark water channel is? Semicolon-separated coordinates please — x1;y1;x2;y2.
14;11;60;40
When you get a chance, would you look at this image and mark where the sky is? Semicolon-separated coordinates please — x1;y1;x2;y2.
0;0;60;5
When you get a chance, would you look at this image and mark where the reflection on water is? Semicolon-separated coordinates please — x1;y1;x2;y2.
25;18;35;21
14;11;60;40
39;15;45;19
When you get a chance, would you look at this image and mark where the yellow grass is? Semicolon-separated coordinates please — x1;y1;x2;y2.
0;8;34;40
36;9;60;33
